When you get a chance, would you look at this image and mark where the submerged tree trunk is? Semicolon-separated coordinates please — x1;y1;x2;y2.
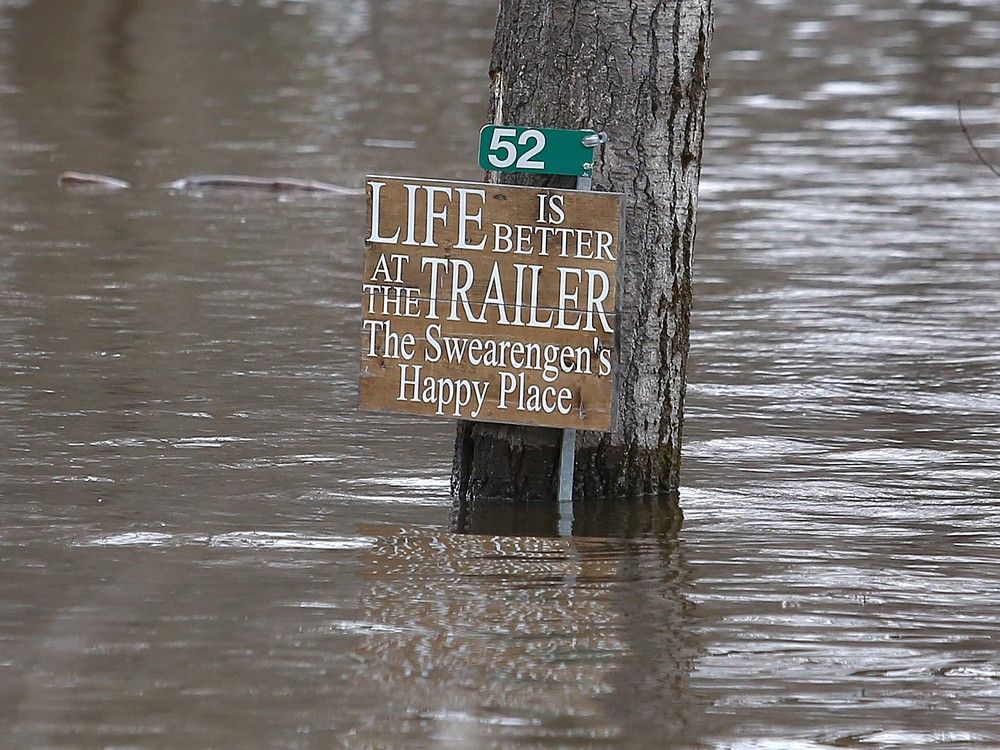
452;0;713;505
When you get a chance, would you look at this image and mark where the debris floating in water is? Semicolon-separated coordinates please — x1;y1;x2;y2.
57;171;361;195
57;171;130;190
166;175;360;194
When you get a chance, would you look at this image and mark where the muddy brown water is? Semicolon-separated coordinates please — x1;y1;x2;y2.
1;1;999;747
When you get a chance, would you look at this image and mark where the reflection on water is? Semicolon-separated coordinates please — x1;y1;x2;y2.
347;523;695;747
1;0;999;747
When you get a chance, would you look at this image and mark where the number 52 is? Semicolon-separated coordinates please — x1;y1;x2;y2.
486;128;546;170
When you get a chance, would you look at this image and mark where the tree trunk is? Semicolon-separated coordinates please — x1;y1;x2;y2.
452;0;713;506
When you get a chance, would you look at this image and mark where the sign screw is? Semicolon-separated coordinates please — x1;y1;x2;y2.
581;131;609;148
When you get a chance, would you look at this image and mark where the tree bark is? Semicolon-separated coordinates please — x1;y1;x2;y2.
452;0;713;505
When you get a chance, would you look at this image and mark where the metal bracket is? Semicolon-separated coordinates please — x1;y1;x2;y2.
582;131;609;148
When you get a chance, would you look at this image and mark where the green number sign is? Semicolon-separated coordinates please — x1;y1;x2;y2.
478;125;602;177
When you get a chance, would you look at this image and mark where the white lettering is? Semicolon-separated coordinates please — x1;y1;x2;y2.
556;268;583;330
367;181;400;243
421;186;452;247
481;262;510;325
455;188;487;251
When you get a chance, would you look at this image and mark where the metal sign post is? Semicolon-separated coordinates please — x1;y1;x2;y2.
558;131;608;535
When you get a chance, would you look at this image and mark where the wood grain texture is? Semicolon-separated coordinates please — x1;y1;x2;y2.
360;176;622;431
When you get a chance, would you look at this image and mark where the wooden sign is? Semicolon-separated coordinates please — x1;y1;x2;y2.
360;175;622;431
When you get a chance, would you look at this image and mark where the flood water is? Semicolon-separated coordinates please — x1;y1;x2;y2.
1;0;999;747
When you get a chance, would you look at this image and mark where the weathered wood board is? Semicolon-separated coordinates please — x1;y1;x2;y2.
360;175;622;431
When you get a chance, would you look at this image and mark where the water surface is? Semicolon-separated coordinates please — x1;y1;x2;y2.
1;0;998;747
